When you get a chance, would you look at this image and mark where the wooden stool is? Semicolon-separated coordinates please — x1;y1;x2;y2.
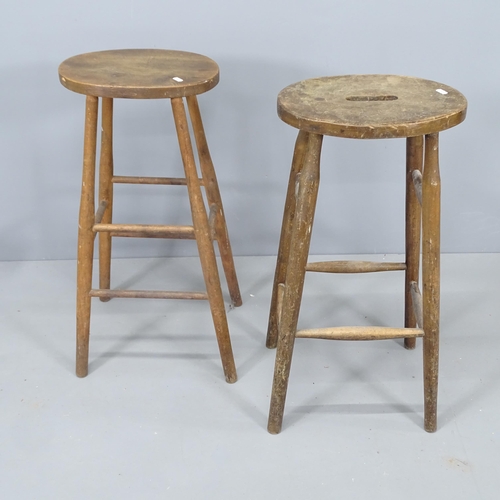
59;49;242;383
266;75;467;433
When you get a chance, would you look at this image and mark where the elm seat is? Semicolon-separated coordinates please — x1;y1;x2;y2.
277;74;467;138
266;74;467;434
58;49;219;99
59;49;241;383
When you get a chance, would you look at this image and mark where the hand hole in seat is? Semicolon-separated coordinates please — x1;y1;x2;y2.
346;95;398;101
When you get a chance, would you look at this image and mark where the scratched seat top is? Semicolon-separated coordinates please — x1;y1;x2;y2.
277;75;467;138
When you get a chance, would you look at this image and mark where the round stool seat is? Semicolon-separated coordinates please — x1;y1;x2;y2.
58;49;219;99
278;74;467;139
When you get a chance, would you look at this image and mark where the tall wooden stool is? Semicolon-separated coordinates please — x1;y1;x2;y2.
59;49;242;383
266;75;467;433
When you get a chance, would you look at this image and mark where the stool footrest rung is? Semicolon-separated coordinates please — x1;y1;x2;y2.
306;260;406;273
112;175;204;186
90;289;208;300
93;223;196;239
296;326;424;340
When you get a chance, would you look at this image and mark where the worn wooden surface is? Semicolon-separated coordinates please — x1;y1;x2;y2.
268;132;323;435
306;260;406;273
296;326;424;341
59;49;219;99
171;97;237;383
278;75;467;138
93;223;196;239
187;95;242;307
98;98;114;302
112;176;204;186
75;96;98;378
404;136;423;349
89;289;208;300
422;133;441;432
266;130;310;349
412;170;423;206
410;281;424;329
94;201;108;225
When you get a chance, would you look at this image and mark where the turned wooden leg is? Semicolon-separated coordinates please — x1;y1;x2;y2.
186;95;242;307
98;97;114;301
171;97;237;383
76;96;98;377
266;130;310;349
404;136;423;349
422;133;440;432
268;132;323;434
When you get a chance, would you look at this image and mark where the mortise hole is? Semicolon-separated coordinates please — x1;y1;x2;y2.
346;95;398;101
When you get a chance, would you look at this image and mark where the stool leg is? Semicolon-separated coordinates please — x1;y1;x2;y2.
186;95;242;307
171;97;237;383
422;133;440;432
268;132;323;434
98;97;114;301
266;130;310;349
404;136;423;349
76;96;98;377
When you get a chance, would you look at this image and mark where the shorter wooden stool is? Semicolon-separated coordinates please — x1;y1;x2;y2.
266;75;467;433
59;49;242;383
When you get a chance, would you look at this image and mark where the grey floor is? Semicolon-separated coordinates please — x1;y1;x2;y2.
1;254;499;499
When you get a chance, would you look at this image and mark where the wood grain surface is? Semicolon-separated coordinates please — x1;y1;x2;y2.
278;75;467;138
59;49;219;98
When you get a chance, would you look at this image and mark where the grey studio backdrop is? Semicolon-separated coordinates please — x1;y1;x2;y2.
0;0;498;262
